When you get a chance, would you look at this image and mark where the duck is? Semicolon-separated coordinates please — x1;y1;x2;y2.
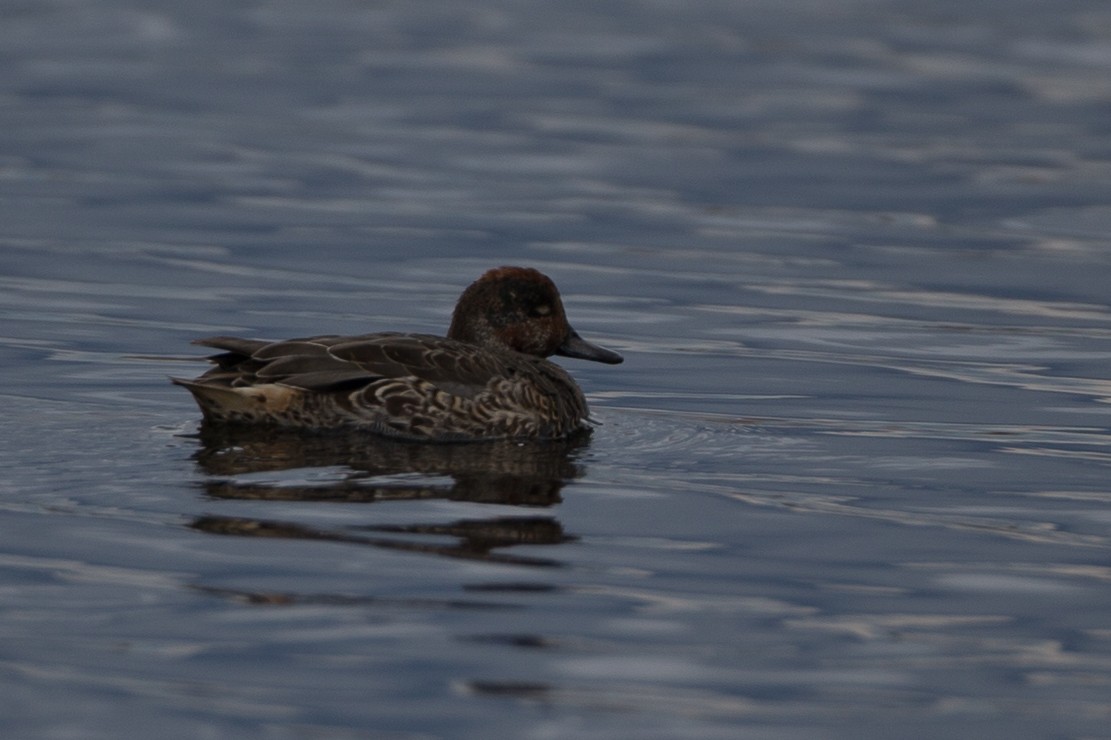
172;266;623;441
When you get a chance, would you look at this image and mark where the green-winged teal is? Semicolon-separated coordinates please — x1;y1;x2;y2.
173;266;623;440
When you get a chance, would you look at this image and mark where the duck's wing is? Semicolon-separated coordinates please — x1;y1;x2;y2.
327;334;509;399
189;334;378;391
189;333;509;396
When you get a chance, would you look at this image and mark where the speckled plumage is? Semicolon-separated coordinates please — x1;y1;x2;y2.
173;267;623;441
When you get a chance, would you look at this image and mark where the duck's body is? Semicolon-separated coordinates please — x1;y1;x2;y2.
173;267;622;441
174;331;595;440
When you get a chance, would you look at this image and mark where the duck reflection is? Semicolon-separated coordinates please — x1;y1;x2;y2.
186;423;589;567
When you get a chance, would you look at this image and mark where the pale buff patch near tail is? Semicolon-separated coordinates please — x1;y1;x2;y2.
172;379;301;422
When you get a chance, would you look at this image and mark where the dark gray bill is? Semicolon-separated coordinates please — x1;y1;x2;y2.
556;331;623;364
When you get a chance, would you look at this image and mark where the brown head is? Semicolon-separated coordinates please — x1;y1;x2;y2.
447;266;623;364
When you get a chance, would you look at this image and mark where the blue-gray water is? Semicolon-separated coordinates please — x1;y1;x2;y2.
4;1;1111;738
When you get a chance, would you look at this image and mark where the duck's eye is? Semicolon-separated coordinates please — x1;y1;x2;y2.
528;304;552;318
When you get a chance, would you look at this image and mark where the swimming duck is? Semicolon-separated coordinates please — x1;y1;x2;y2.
173;266;622;441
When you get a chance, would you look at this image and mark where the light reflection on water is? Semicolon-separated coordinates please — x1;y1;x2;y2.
4;0;1111;737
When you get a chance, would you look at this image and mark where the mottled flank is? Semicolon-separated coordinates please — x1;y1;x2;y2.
172;266;622;441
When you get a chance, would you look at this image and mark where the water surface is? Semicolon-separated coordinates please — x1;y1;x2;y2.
3;1;1111;738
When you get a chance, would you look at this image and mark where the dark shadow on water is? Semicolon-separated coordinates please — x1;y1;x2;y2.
192;583;523;611
184;423;591;570
189;513;574;567
191;423;588;506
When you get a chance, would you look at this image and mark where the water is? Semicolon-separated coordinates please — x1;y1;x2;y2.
3;0;1111;737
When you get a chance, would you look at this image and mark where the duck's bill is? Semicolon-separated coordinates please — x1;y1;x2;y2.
557;331;624;365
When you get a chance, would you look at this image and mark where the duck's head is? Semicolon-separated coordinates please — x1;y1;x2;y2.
448;266;623;364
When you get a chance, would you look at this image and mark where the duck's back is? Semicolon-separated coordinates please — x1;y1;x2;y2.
173;333;591;440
